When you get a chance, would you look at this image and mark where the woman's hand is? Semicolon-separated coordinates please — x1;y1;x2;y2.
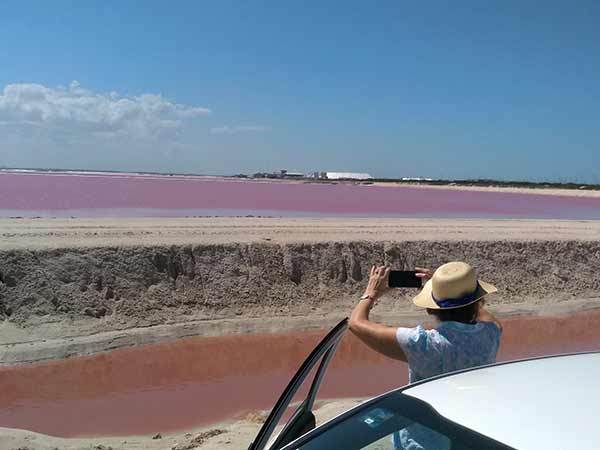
363;265;391;300
415;267;433;283
351;265;408;362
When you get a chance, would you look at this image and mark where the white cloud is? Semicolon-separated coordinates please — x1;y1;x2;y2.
0;81;210;138
210;125;272;135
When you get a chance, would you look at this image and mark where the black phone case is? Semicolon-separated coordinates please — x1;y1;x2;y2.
388;271;422;288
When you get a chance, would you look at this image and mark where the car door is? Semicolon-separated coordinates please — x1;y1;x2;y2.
247;318;348;450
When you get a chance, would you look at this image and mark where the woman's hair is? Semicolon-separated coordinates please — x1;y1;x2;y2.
426;299;482;324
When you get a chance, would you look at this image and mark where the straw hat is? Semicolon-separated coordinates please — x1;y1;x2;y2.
413;261;497;310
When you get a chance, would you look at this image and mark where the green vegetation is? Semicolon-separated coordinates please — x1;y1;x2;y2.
371;178;600;191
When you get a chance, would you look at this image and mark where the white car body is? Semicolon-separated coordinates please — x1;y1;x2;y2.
403;352;599;449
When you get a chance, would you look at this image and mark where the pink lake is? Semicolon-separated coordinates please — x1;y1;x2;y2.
2;170;600;219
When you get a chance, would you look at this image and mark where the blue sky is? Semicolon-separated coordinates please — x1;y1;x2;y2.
1;1;599;182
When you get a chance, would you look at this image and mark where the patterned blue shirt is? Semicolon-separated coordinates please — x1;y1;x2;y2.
393;321;502;450
396;320;502;383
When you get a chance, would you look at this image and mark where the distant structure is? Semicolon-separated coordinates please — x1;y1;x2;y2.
279;169;304;178
251;169;306;179
326;172;373;180
249;169;374;181
401;177;433;182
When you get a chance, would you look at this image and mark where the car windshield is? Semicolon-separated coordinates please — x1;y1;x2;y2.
282;392;511;450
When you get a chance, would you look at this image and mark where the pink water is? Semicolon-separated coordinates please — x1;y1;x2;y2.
1;312;599;437
2;171;600;219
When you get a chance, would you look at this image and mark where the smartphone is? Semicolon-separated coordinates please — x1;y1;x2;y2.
388;270;422;288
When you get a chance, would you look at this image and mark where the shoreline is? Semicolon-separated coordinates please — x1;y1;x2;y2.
372;181;600;198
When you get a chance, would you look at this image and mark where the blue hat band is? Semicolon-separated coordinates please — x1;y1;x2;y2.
431;282;481;308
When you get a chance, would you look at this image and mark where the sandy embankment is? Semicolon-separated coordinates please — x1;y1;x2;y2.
1;217;600;365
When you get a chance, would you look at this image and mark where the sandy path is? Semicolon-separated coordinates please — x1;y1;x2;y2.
2;217;600;250
373;181;600;197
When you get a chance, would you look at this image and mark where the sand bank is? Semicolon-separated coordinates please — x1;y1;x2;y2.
1;218;599;364
373;181;600;198
2;217;600;250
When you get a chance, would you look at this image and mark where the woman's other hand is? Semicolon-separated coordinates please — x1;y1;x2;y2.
415;267;433;283
363;265;390;300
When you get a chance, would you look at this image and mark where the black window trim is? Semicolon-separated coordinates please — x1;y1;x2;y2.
280;391;515;450
248;318;348;450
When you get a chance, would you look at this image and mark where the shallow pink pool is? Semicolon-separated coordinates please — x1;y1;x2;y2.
0;311;599;437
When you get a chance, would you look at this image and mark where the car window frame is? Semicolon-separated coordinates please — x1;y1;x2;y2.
248;318;348;450
279;391;515;450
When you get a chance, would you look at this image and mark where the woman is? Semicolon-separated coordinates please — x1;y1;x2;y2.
349;261;502;449
350;261;502;382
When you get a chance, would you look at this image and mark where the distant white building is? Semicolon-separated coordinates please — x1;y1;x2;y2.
278;169;305;178
401;177;433;181
326;172;373;180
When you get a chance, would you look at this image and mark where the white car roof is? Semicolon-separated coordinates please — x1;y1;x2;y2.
403;352;600;449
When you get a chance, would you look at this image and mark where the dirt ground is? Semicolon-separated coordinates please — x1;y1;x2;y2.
1;217;600;449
